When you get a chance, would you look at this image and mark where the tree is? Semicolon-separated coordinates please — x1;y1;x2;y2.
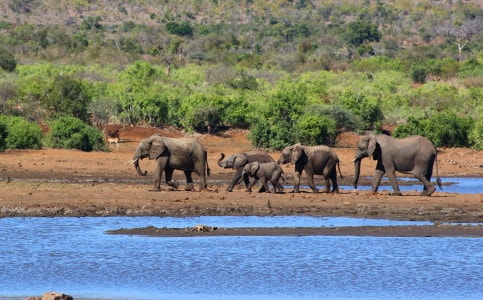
345;21;381;47
434;18;483;60
42;75;92;123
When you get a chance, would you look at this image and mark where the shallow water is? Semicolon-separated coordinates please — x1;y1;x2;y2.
294;177;483;194
0;216;482;300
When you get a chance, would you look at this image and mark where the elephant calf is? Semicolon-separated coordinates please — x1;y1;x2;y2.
242;161;285;193
217;151;274;192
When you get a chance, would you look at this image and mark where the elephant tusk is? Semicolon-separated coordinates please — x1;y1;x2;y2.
350;158;357;163
129;159;138;164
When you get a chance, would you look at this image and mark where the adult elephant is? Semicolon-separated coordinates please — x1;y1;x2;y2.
277;143;342;193
352;133;442;196
132;135;210;191
217;151;274;192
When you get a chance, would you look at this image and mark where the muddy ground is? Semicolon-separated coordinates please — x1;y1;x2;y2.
0;125;482;236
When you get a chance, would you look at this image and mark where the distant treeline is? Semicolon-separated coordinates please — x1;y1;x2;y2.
0;0;481;150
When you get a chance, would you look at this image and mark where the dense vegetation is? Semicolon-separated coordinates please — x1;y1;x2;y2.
0;0;481;150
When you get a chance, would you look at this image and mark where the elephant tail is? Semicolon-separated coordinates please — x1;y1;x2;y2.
337;159;343;179
205;154;211;176
435;154;442;190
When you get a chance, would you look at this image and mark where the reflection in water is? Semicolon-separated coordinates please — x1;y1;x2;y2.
0;217;482;300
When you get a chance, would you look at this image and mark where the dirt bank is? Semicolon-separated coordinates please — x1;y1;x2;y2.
0;125;482;224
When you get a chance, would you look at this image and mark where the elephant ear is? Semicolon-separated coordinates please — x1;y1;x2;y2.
368;134;377;159
233;153;249;169
149;137;166;160
291;143;303;163
250;161;260;175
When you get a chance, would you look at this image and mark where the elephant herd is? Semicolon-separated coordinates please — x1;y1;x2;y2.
131;133;442;196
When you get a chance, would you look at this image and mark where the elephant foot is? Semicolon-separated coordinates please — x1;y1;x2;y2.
167;181;179;190
149;187;161;192
185;183;195;191
421;186;436;196
312;188;319;193
226;187;234;192
332;188;340;194
391;191;402;196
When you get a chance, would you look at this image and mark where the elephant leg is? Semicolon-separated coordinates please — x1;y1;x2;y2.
371;169;385;194
184;171;195;191
323;177;331;193
330;174;339;194
151;159;165;192
165;168;179;190
386;170;401;196
246;178;258;192
292;171;302;193
259;179;270;193
306;173;319;193
227;170;243;192
414;173;435;196
275;181;284;193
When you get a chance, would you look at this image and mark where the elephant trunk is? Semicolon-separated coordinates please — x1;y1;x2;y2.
133;158;148;176
217;153;227;169
353;158;362;189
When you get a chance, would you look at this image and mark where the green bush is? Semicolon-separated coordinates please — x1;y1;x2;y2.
295;114;337;146
249;81;307;149
0;48;16;72
468;118;483;150
42;75;92;123
0;116;42;149
337;90;383;130
46;117;105;151
0;119;7;151
409;64;427;83
393;112;474;148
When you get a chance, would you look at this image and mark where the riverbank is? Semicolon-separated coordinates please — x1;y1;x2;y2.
0;126;482;225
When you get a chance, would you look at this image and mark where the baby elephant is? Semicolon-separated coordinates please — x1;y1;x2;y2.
242;161;285;193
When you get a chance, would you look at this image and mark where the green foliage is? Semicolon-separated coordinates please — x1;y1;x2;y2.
0;48;16;72
393;112;474;148
46;117;105;151
345;21;381;47
305;104;362;132
42;75;91;123
410;64;427;83
0;118;8;151
468;118;483;150
166;21;193;36
178;93;223;131
249;81;307;149
337;90;383;130
295;114;337;146
0;115;42;149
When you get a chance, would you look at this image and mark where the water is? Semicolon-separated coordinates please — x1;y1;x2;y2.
0;216;481;300
303;177;483;194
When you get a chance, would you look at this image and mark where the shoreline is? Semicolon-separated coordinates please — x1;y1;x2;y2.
106;224;483;238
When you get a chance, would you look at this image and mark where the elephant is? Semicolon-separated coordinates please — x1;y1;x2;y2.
217;151;274;192
352;133;442;196
277;143;342;193
242;161;285;193
132;135;210;191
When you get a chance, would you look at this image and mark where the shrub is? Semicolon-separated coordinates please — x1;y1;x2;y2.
0;116;42;149
409;64;427;83
42;75;92;123
468;118;483;150
0;119;7;151
295;114;337;146
0;48;16;72
393;112;473;148
337;90;383;130
249;81;307;149
46;117;105;151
